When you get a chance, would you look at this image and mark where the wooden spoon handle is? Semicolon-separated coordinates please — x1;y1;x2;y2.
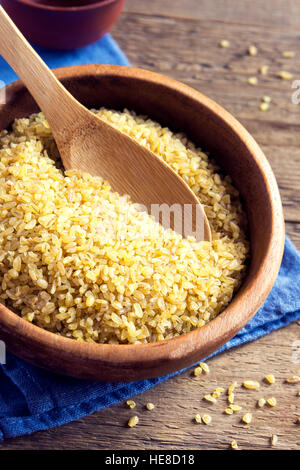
0;6;82;131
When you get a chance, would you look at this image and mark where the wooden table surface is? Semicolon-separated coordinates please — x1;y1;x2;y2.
1;0;300;450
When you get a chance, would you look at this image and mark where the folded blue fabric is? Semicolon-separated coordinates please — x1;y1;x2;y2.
0;35;299;441
0;34;129;85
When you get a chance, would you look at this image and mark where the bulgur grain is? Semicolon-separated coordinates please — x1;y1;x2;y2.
266;397;277;407
285;376;300;384
220;40;230;48
200;362;210;374
228;393;235;404
278;71;293;80
243;380;260;390
242;412;252;424
263;96;272;103
201;414;212;425
260;102;269;111
248;76;258;85
257;398;266;408
260;65;269;75
282;51;295;58
0;110;249;344
146;402;155;410
248;45;258;56
128;416;139;427
228;382;237;395
126;400;136;409
231;440;239;450
265;374;275;384
204;394;217;404
194;413;202;423
193;367;202;377
212;387;224;399
229;404;242;412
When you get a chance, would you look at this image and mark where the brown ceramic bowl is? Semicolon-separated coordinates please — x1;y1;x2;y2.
0;65;284;382
1;0;126;50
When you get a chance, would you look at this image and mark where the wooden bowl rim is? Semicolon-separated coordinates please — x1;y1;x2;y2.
13;0;119;12
0;64;285;370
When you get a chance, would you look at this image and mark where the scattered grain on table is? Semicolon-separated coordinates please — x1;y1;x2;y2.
230;404;242;412
265;374;275;384
260;65;269;75
243;380;260;390
231;440;239;450
242;412;252;424
282;51;295;58
257;398;266;408
228;393;235;404
248;76;258;85
193;366;202;377
204;394;217;404
128;416;139;427
285;376;300;384
260;102;269;111
220;39;230;48
200;362;210;374
126;400;136;409
263;96;272;103
228;382;237;395
212;387;224;399
278;70;293;80
248;45;258;56
146;402;155;410
202;414;212;425
266;397;277;407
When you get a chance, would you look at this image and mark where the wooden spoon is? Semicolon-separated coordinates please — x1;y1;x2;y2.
0;6;211;241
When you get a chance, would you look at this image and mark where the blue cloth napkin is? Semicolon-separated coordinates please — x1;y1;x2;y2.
0;34;129;85
0;35;300;441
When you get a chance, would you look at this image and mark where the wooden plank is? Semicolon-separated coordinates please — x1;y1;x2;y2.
125;0;300;29
0;322;299;450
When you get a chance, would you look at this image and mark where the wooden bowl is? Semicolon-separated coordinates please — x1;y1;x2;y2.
0;65;285;382
1;0;126;50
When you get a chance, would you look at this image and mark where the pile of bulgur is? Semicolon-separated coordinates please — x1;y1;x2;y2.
0;108;249;343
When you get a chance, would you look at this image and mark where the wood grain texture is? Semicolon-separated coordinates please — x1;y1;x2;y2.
0;0;299;450
0;324;299;450
124;0;300;28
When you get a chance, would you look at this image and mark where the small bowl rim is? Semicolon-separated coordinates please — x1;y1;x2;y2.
0;64;285;380
11;0;119;12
